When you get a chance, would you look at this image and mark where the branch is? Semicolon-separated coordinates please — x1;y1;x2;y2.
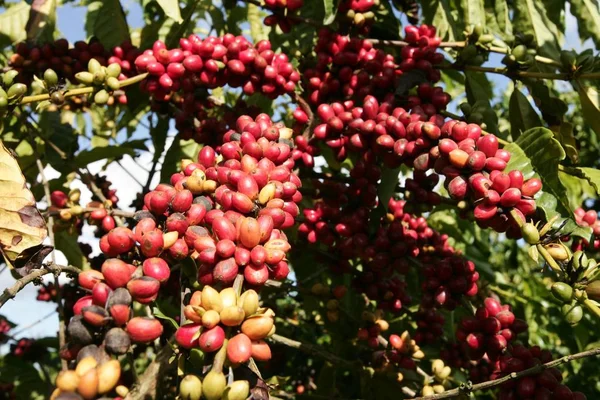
366;39;562;67
19;73;149;105
44;207;136;219
0;263;80;309
125;342;174;400
268;334;361;370
413;347;600;399
80;172;126;227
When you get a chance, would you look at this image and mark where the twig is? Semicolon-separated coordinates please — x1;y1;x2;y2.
268;334;360;370
80;171;126;227
10;310;57;336
36;159;68;370
413;347;600;399
125;342;174;400
294;93;314;141
116;160;144;187
0;263;80;309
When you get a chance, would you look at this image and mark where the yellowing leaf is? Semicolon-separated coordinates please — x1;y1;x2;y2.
0;140;47;262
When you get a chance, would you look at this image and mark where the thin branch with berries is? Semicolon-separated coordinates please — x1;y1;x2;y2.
414;347;600;399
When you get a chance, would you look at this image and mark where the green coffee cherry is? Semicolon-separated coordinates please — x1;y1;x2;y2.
512;45;528;61
92;69;106;85
461;45;478;61
43;69;59;87
50;91;65;106
551;282;573;303
562;302;583;325
585;280;600;301
0;95;8;111
88;58;102;74
179;375;202;400
222;381;250;400
106;77;121;91
106;63;122;78
75;72;94;85
521;223;540;244
2;70;19;87
472;23;483;39
459;103;472;116
7;83;27;99
94;89;109;105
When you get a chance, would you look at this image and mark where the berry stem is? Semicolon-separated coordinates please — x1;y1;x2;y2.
536;244;564;273
413;347;600;399
269;334;361;370
211;338;229;373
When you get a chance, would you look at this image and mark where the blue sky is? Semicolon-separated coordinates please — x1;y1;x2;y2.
0;2;596;352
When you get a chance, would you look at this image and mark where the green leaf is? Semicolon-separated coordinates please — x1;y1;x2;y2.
152;306;179;329
460;0;486;29
368;0;401;40
159;139;201;182
156;0;182;23
509;87;542;140
39;111;79;173
0;2;30;49
74;145;136;167
151;116;170;162
55;230;89;270
512;0;561;60
85;0;129;49
465;71;498;133
248;3;267;43
421;0;462;41
536;192;592;239
522;79;568;124
571;167;600;198
570;0;600;47
377;166;401;212
574;80;600;141
25;0;56;43
489;0;512;38
323;0;339;25
552;122;578;164
505;127;571;216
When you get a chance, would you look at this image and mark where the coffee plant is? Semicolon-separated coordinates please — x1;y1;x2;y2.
2;0;600;399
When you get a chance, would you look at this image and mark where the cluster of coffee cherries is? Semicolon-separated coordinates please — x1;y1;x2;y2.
572;207;600;251
455;298;528;362
65;262;164;359
338;0;378;29
421;359;452;397
356;310;391;349
37;282;59;302
0;317;11;343
420;256;479;310
134;36;299;101
150;115;301;286
10;39;139;85
52;355;124;400
370;330;425;379
303;25;443;105
491;345;587;400
176;287;273;363
414;308;445;345
9;338;35;358
263;0;304;33
311;94;541;235
310;282;347;322
173;95;261;145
